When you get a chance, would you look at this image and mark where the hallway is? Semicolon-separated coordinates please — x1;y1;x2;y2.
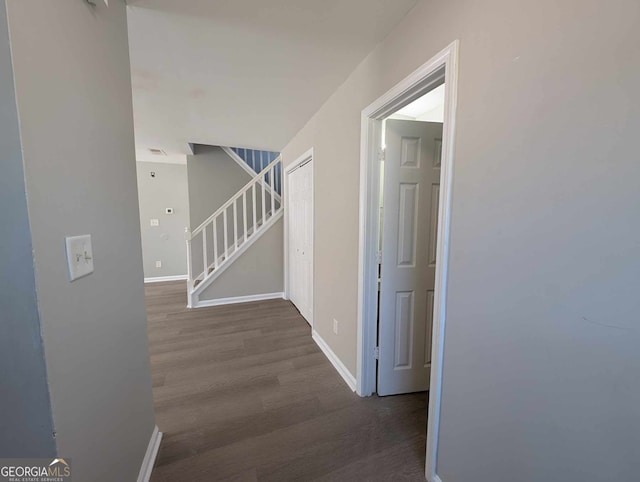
145;281;428;481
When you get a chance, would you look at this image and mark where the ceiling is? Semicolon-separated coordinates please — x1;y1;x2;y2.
388;84;445;123
126;0;420;154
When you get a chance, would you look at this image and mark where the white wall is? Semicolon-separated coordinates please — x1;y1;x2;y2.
281;0;640;480
6;1;156;480
136;161;189;279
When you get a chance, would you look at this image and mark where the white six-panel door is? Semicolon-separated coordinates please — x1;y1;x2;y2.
287;159;313;324
378;120;443;396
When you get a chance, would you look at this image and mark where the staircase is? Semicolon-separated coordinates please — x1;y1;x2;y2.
185;154;283;308
224;147;282;195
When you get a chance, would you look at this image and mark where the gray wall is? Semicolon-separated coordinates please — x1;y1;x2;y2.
188;145;252;228
0;0;55;458
6;1;156;480
136;161;189;279
199;217;284;300
281;0;640;480
188;145;284;300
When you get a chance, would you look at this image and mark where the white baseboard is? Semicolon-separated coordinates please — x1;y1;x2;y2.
137;425;163;482
312;330;357;392
193;292;284;308
144;275;188;283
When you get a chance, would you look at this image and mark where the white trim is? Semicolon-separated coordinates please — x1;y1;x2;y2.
283;148;314;327
137;425;163;482
144;275;188;283
193;292;284;308
312;329;357;392
356;40;459;482
284;148;314;174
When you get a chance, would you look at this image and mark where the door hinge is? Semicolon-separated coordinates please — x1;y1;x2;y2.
376;251;382;264
378;148;386;162
374;346;380;359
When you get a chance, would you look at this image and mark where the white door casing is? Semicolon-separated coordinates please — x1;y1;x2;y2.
286;156;313;324
357;40;459;482
378;120;443;396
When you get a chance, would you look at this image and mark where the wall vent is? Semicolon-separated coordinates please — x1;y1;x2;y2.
149;148;166;156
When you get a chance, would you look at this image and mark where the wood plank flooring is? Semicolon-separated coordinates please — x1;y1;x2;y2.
145;281;428;481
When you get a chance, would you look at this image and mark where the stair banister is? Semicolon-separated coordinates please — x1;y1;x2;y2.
223;209;228;257
233;199;238;250
185;227;194;291
261;170;266;224
269;165;275;216
189;155;282;237
252;183;257;233
242;191;248;243
186;155;283;308
213;218;219;269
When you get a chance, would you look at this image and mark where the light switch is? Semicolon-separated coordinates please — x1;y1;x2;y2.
65;235;94;281
150;219;159;226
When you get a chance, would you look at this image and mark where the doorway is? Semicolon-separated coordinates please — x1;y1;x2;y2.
356;41;458;480
284;149;314;326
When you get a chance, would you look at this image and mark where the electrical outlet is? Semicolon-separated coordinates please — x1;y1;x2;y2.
155;260;162;268
150;219;159;226
333;318;339;335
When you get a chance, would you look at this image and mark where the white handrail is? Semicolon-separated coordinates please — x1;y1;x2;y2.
190;155;282;237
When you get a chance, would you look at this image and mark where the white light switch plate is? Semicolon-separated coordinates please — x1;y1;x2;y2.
65;235;94;281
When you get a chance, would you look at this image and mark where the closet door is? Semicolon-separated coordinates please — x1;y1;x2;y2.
287;159;313;325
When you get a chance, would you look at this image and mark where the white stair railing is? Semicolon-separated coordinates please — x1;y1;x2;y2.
185;156;283;306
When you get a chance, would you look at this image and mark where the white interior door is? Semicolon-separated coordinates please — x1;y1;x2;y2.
378;120;443;396
287;159;313;324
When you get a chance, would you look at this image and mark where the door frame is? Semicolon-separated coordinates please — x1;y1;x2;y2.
283;148;314;327
356;41;459;481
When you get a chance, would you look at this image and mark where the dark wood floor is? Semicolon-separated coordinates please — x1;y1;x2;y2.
145;281;428;481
